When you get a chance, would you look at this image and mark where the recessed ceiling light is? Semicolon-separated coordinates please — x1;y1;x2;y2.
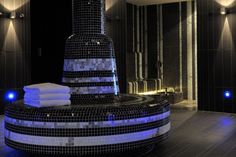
220;7;227;15
10;12;16;19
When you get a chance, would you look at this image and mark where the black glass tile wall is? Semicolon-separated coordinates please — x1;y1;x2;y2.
31;0;127;93
31;0;72;85
62;0;120;102
198;0;236;113
0;1;31;114
4;1;171;155
4;96;170;155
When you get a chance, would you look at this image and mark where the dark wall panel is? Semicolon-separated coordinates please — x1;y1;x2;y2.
31;0;72;85
126;3;137;82
162;3;180;89
198;0;236;113
147;5;158;79
106;0;127;92
181;2;188;99
31;0;127;93
0;1;31;114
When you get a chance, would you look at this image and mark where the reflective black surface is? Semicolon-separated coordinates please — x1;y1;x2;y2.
3;109;236;157
4;94;170;155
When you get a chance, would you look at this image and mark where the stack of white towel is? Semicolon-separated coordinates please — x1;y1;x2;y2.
24;83;71;108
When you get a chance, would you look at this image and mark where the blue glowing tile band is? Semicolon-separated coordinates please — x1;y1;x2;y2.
5;122;170;147
70;86;119;94
62;77;118;83
63;59;117;72
5;111;170;129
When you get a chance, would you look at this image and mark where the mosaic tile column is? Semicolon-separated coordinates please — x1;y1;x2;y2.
62;0;120;102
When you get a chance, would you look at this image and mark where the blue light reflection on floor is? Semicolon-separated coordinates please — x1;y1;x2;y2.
219;116;234;127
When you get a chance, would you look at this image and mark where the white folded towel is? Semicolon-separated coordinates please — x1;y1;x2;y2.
24;83;70;94
24;100;71;108
24;93;71;101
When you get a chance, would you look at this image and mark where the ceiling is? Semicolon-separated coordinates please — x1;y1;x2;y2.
126;0;192;6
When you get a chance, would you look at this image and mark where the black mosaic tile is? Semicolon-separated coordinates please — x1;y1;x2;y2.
5;95;169;122
62;0;119;102
5;118;169;137
5;133;169;156
63;71;117;78
5;95;170;155
4;0;171;155
63;82;119;87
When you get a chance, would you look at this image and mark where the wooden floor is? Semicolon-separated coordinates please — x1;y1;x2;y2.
1;109;236;157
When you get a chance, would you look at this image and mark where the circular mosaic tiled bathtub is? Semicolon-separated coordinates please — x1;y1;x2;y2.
4;94;170;156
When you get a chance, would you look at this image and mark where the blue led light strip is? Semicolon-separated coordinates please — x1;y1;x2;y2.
5;122;170;147
5;111;170;129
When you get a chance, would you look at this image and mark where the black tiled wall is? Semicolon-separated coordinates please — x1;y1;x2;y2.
126;3;137;82
162;3;180;90
31;0;72;85
147;5;158;79
106;0;127;93
31;0;127;93
126;2;191;97
198;0;236;113
0;1;31;114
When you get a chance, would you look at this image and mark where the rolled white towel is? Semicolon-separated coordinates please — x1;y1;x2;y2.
24;83;70;94
24;100;71;108
24;93;71;101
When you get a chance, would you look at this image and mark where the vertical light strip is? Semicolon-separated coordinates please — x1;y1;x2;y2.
194;0;198;103
136;6;143;80
112;59;118;95
136;6;140;79
138;52;143;80
101;0;105;34
140;7;143;54
144;6;148;79
159;5;164;88
187;1;193;100
157;5;161;90
140;7;144;80
132;5;135;53
137;6;140;55
133;5;138;80
179;2;183;93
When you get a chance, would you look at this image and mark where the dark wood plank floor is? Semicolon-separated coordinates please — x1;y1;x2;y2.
1;109;236;157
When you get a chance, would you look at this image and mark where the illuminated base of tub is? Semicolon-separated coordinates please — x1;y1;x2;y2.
4;94;170;156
